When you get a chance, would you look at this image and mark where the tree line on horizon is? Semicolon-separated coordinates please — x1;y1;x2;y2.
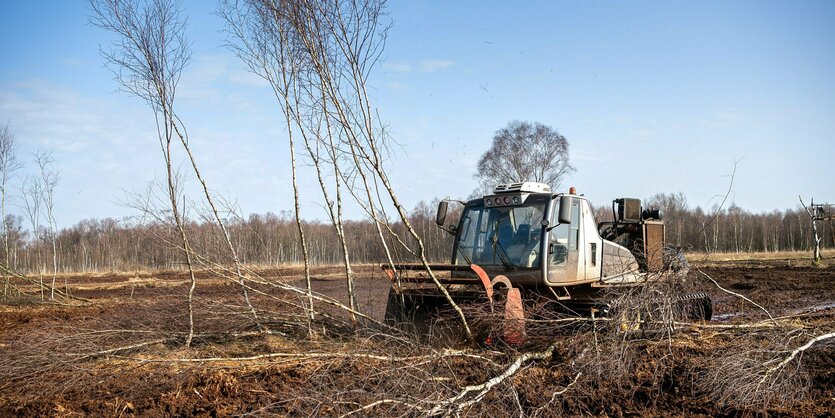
0;193;830;274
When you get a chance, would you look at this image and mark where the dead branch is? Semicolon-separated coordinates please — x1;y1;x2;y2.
0;262;89;304
688;158;740;254
759;331;835;385
339;398;430;417
429;340;560;415
184;247;386;328
697;269;776;324
69;338;172;361
171;121;264;331
116;348;495;364
531;372;583;417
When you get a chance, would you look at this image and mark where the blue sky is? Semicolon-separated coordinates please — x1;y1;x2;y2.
1;1;834;227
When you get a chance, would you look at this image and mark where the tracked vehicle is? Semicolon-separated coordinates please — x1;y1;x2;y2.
382;182;711;341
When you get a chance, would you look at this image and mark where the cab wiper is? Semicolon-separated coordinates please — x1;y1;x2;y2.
491;232;514;271
457;244;474;265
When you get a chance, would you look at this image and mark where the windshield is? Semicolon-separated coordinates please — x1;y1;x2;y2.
454;195;548;269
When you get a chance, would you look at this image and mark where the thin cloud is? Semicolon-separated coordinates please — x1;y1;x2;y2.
698;108;742;129
419;59;454;73
60;57;84;68
715;109;740;122
384;60;455;73
0;82;134;151
0;81;161;225
386;81;406;90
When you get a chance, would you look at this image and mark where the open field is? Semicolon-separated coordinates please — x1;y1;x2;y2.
689;250;835;268
1;257;834;417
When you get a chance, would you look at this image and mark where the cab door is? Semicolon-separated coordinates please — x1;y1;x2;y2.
581;200;603;281
545;199;582;285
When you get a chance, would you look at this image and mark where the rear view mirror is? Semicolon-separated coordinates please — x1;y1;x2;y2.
558;195;573;225
436;200;449;227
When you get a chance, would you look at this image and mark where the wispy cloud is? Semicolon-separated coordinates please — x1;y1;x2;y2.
385;81;406;90
0;80;161;224
384;59;455;74
178;53;271;102
698;108;743;129
419;59;454;73
714;109;740;122
177;54;229;104
60;57;84;68
0;82;149;154
636;128;657;140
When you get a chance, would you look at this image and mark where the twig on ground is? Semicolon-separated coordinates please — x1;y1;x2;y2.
339;398;430;417
697;269;776;325
759;332;835;385
533;372;583;417
116;349;496;365
429;340;560;415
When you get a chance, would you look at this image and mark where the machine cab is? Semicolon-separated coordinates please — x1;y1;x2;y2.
438;182;641;289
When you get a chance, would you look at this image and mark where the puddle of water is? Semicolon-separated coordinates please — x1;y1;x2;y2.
712;312;744;321
713;301;834;322
789;301;835;316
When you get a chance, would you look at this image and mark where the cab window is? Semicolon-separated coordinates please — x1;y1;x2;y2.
549;201;580;266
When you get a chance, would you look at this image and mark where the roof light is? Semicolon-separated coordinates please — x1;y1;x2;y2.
569;186;576;195
494;182;551;194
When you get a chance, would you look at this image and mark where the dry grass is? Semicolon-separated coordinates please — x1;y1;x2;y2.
689;249;834;267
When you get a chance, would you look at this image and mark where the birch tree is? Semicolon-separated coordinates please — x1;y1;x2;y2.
19;176;42;298
0;122;22;297
90;0;201;346
35;152;60;299
219;0;318;324
222;0;473;339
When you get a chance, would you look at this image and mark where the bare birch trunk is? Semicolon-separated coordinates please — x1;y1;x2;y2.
319;91;358;323
171;123;262;331
799;196;821;264
341;147;400;302
287;127;315;326
329;145;358;322
297;121;358;325
288;0;473;339
164;142;198;347
91;0;200;347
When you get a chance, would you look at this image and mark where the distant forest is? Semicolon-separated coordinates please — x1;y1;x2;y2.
3;193;832;273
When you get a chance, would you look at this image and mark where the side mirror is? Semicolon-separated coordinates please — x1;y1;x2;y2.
436;200;449;227
558;195;573;225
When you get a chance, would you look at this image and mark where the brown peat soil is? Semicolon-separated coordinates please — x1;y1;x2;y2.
0;257;833;417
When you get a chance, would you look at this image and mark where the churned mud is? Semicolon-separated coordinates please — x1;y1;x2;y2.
0;261;833;416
